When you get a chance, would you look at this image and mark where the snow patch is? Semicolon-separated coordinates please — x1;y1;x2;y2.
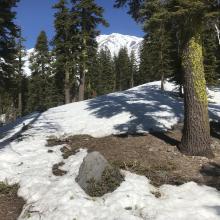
0;80;220;220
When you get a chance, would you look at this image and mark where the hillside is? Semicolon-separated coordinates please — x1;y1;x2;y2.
0;80;220;220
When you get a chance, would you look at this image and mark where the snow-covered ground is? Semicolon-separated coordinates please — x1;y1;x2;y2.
0;81;220;220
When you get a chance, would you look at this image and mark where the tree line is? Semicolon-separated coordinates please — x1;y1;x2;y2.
0;0;139;119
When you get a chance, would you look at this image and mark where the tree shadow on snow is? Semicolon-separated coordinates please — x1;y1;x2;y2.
86;84;184;135
0;113;41;149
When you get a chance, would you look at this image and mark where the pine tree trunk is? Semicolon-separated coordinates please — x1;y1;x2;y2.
160;28;164;92
0;95;2;114
78;71;85;101
161;73;164;91
179;31;214;158
18;92;22;117
65;65;71;104
131;71;134;88
78;38;87;101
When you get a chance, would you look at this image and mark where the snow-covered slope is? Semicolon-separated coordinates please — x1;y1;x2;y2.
0;81;220;220
97;33;143;57
24;33;143;76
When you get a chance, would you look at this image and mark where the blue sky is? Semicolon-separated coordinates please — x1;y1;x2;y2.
15;0;144;49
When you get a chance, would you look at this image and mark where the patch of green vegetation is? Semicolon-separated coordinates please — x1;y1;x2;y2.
86;167;124;197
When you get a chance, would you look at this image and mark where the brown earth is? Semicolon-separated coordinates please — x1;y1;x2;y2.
1;123;220;219
0;183;25;220
48;123;220;190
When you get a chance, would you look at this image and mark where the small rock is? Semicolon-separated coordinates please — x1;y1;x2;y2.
125;207;132;210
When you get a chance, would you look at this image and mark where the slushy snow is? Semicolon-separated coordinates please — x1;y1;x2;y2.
0;80;220;220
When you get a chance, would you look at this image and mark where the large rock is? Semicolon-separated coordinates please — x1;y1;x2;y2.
76;151;123;197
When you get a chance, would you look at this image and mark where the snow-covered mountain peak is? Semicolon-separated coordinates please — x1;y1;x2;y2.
97;33;143;57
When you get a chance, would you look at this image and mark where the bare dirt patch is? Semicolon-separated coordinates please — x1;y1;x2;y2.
52;162;67;176
48;125;220;190
0;182;25;220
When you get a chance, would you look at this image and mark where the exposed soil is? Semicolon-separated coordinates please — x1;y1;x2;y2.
0;183;25;220
48;123;220;190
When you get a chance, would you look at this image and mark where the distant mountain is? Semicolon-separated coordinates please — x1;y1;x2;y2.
97;33;143;57
24;33;143;76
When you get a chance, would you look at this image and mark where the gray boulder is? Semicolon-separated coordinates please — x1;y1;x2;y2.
76;151;123;197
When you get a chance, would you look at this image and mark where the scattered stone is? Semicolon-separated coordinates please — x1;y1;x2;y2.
151;190;161;198
76;152;123;197
17;162;23;166
52;162;67;176
125;207;132;210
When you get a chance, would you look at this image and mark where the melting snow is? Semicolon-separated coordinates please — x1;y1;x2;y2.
0;81;220;220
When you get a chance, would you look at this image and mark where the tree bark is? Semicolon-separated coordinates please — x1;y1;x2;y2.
179;31;214;158
131;69;134;88
78;38;87;101
64;64;71;104
18;92;22;117
161;73;164;91
78;70;85;101
0;95;2;114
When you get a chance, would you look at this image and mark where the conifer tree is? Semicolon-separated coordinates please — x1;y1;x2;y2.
53;0;78;104
115;47;131;91
129;50;138;88
85;48;115;97
0;0;19;87
138;28;174;90
14;28;26;116
138;37;152;85
115;0;220;157
0;0;19;119
28;31;55;112
203;27;220;85
70;0;108;101
97;48;115;95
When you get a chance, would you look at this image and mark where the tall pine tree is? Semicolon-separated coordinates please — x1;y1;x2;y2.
115;47;132;91
203;27;220;85
28;31;56;112
53;0;78;104
14;28;27;116
70;0;108;101
115;0;220;157
96;48;115;95
0;0;19;117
